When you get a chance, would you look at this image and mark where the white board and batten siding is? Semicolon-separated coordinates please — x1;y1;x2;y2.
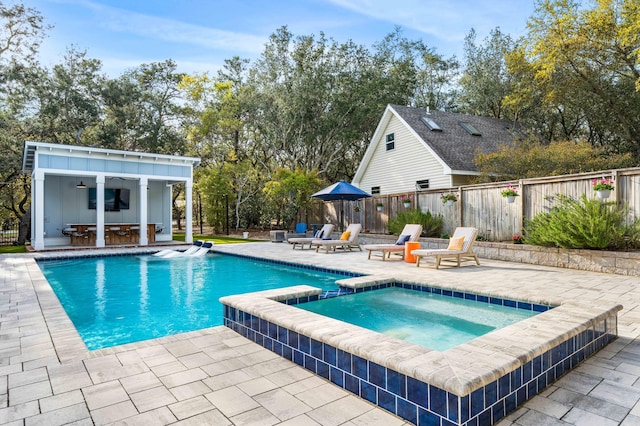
355;114;451;195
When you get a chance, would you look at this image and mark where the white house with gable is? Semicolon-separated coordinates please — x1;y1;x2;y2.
22;141;200;251
352;104;527;195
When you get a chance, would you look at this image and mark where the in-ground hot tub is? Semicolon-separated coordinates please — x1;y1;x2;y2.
221;276;621;426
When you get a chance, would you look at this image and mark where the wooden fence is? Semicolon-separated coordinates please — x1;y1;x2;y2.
300;167;640;241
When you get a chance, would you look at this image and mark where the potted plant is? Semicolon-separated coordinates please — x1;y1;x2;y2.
592;178;614;199
512;234;524;244
375;202;384;212
354;205;361;212
440;192;458;206
501;185;519;203
402;198;411;208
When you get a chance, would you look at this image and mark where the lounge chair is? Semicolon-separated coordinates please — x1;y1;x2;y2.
288;224;334;250
362;224;423;260
153;240;204;257
156;241;213;258
411;227;480;269
312;223;362;253
190;241;214;256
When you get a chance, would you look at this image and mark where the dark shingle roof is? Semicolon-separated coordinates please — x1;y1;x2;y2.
390;105;526;172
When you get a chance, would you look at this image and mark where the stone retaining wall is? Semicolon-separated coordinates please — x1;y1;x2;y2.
358;234;640;276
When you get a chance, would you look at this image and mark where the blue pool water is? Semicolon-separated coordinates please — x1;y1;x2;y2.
38;254;344;350
298;287;539;351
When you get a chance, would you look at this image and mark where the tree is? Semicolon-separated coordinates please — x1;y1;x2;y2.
0;1;49;242
457;28;516;119
262;168;322;229
180;56;252;167
474;139;634;182
509;0;640;156
31;47;105;145
0;1;49;64
126;60;187;155
198;160;262;231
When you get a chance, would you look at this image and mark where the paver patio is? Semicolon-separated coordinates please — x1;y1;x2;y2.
1;241;639;425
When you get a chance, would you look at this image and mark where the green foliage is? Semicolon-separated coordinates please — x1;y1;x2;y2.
524;194;640;250
458;28;516;119
474;139;634;182
511;0;640;154
388;209;443;237
262;168;322;229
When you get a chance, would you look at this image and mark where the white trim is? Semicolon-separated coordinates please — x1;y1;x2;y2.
390;105;451;171
33;171;45;251
353;105;451;186
185;180;193;244
96;175;105;248
139;177;148;245
23;141;199;172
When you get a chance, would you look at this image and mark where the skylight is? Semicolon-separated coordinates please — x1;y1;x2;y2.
459;122;481;136
420;117;442;132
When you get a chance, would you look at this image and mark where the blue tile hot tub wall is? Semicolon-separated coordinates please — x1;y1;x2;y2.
223;284;617;426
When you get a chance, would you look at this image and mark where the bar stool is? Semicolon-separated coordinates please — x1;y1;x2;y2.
130;225;140;243
108;227;121;244
116;227;130;244
61;227;76;237
71;229;87;245
87;227;97;244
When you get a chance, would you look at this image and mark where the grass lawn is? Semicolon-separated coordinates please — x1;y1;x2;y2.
0;233;267;254
0;245;28;254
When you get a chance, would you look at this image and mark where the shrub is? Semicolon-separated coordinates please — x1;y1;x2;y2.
524;194;640;250
388;209;443;237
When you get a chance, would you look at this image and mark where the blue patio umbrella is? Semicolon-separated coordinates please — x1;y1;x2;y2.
311;180;371;231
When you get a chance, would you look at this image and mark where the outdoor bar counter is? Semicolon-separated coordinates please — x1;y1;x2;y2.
68;223;156;245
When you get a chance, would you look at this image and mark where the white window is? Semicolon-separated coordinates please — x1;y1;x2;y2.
416;180;429;190
385;134;395;151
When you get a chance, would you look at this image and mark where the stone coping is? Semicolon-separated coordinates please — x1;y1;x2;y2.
220;284;622;397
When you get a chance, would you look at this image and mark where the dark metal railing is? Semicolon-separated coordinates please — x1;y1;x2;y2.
0;222;19;246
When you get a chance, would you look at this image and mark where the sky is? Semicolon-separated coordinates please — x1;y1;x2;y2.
23;0;537;77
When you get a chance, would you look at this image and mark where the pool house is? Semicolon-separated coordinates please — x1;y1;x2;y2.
22;141;200;251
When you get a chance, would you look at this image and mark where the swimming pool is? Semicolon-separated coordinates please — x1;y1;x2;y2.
298;287;538;351
38;253;347;350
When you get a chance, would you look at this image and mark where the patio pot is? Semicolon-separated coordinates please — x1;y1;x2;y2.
445;200;454;207
596;189;611;199
403;201;411;208
376;205;383;212
506;196;516;204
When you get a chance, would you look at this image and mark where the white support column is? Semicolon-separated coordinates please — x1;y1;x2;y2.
33;170;45;251
139;177;148;245
185;179;193;244
96;175;105;248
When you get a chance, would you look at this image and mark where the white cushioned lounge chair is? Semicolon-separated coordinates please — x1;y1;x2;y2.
153;240;204;257
362;224;423;260
311;223;362;253
411;227;480;268
288;224;335;250
156;241;213;258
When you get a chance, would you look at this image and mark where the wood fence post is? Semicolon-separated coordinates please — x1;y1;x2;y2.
458;186;463;228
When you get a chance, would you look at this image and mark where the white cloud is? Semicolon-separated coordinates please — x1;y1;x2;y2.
56;0;268;54
326;0;532;43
